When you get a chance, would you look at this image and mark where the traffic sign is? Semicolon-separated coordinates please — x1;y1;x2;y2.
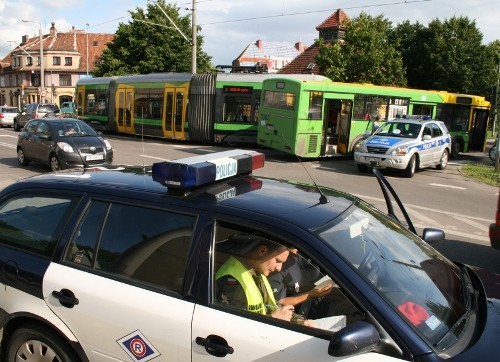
40;90;47;97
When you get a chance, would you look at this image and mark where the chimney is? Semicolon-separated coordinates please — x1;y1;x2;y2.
256;39;263;49
50;22;57;36
21;35;29;44
295;41;304;53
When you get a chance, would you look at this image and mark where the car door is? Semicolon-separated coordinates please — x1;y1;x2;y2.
43;199;198;362
192;221;404;362
430;123;446;163
19;120;39;160
419;124;435;166
32;120;52;164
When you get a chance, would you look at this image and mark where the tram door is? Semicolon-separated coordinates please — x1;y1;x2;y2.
76;86;85;119
164;87;186;139
116;86;134;134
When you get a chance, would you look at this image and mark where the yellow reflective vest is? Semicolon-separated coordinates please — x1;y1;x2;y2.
216;256;277;314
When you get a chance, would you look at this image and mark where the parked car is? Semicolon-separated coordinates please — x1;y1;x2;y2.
16;117;113;171
0;106;19;127
354;116;451;177
1;149;500;362
13;102;60;131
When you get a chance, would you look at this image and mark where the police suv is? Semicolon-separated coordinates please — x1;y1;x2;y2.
1;150;499;362
354;116;451;177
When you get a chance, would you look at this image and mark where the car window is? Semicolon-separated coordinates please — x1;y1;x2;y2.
431;123;443;138
423;125;432;137
38;104;59;113
0;194;79;257
2;107;18;113
26;120;39;133
65;201;196;294
36;121;50;137
213;224;362;332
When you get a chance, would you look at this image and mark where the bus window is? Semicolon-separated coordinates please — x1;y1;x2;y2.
263;90;296;111
308;92;323;120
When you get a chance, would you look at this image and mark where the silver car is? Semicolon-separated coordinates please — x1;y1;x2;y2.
354;117;451;177
0;106;19;127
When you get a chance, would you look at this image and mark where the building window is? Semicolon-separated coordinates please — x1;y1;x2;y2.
26;57;33;66
65;57;72;66
53;57;61;65
60;74;72;86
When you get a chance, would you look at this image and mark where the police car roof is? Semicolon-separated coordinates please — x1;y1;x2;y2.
7;165;355;230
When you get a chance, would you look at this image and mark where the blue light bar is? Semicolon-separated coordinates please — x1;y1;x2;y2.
152;149;265;189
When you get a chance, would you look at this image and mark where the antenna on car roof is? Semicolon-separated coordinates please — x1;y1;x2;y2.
281;133;329;205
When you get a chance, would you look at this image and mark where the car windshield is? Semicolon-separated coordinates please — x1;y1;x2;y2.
39;104;59;113
315;200;470;350
51;121;98;137
374;122;421;139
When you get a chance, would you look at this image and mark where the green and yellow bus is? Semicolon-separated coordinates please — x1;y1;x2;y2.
257;78;490;158
75;73;329;145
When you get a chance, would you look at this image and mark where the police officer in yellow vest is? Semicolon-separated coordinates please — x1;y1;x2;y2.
216;238;295;321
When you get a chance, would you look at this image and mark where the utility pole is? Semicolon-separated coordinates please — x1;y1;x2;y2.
191;0;197;74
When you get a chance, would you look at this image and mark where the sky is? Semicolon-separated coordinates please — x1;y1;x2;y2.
1;0;499;67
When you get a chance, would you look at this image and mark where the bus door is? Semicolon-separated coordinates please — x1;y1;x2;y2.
323;94;353;156
116;86;134;134
163;87;186;139
469;108;489;152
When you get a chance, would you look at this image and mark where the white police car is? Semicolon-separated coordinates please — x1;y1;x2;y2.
354;117;451;177
1;149;499;362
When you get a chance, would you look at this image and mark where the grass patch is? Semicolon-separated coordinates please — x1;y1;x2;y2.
461;163;500;187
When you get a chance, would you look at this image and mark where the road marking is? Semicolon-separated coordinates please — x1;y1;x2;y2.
0;134;18;139
139;154;169;161
0;142;16;149
429;183;466;190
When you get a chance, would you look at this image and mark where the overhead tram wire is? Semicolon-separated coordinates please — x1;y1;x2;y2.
197;0;433;26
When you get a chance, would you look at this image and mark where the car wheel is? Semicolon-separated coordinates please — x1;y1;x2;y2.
14;120;20;131
5;325;79;362
436;150;449;170
17;148;30;166
50;154;62;171
404;154;417;178
357;164;369;172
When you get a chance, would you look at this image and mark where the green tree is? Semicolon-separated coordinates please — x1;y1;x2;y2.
93;0;213;76
316;13;406;86
405;16;489;94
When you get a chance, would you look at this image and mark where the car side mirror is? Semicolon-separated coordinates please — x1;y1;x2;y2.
328;321;380;357
362;130;371;139
423;135;432;141
422;228;445;243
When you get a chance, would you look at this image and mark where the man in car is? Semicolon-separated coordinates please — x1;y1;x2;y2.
215;237;295;321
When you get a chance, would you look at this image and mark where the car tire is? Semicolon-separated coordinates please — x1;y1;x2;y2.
357;164;369;172
50;154;62;171
436;150;449;170
17;147;30;166
404;154;417;178
5;325;79;362
14;120;20;131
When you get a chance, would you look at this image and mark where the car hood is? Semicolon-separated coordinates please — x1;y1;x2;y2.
59;136;106;148
364;135;417;149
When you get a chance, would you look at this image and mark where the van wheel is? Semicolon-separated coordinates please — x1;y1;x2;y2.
5;325;79;362
436;150;449;170
404;155;417;178
50;154;62;171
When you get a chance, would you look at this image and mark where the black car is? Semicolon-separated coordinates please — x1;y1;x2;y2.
0;149;499;362
16;117;113;171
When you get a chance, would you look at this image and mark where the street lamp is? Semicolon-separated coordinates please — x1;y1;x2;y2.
86;23;89;76
22;19;45;102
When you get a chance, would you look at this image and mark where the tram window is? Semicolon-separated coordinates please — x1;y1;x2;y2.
224;95;252;123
